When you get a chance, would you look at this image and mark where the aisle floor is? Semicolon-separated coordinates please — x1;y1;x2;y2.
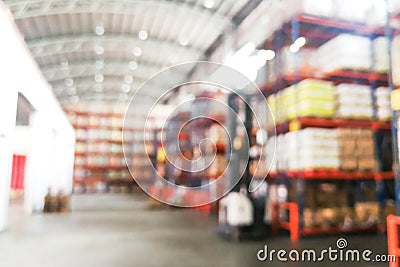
0;193;391;267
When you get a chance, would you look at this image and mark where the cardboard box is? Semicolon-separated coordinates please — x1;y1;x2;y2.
355;202;379;225
358;158;377;171
340;143;356;156
340;156;358;171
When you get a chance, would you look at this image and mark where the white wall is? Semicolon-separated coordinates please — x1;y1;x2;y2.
0;3;75;228
13;126;31;155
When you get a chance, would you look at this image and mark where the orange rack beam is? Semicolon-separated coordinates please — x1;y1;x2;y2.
387;215;400;267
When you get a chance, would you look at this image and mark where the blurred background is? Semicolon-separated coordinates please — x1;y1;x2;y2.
0;0;399;266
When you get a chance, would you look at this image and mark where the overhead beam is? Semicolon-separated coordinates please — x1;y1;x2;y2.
27;33;201;59
4;0;226;24
42;59;164;82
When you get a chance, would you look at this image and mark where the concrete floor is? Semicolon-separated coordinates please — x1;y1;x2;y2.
0;193;391;267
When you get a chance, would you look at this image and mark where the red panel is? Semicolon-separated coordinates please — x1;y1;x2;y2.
11;155;26;190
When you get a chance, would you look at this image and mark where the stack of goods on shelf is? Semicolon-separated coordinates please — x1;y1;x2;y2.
268;79;335;123
375;87;392;121
282;0;385;26
205;123;227;178
267;128;378;173
284;128;340;171
314;34;372;73
267;79;391;124
391;35;400;86
373;37;390;73
208;155;227;178
280;47;317;76
294;79;335;119
266;136;278;174
65;102;135;193
299;181;380;229
256;1;394;240
337;128;376;171
335;83;373;119
207;123;227;148
294;182;349;229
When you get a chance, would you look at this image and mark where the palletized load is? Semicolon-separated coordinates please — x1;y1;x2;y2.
375;87;392;121
285;128;340;170
276;135;287;171
337;128;376;171
288;0;385;26
392;35;400;86
314;34;372;72
335;83;373;119
286;79;335;119
266;136;278;173
373;37;390;73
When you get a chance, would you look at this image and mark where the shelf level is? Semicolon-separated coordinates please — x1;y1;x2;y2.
296;14;385;36
263;14;385;50
74;165;128;171
261;70;389;94
273;117;391;134
287;170;393;180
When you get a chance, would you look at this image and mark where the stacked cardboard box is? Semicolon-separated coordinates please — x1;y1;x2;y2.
285;128;340;170
354;202;380;226
335;83;373;119
375;87;392;121
303;207;355;229
337;128;376;171
289;182;347;209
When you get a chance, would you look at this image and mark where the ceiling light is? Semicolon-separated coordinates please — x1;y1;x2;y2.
95;25;104;36
294;37;306;48
94;45;104;55
133;47;142;57
67;86;77;96
289;44;300;53
204;0;214;9
95;59;104;69
289;37;306;53
258;49;276;61
70;95;79;103
64;78;74;87
179;37;189;46
95;74;104;83
129;61;138;70
138;30;148;40
124;75;133;84
121;84;131;93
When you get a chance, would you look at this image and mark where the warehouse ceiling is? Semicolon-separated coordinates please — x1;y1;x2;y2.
3;0;257;104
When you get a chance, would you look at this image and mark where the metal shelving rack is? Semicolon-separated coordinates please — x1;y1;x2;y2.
66;110;136;192
387;1;400;217
260;13;395;241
